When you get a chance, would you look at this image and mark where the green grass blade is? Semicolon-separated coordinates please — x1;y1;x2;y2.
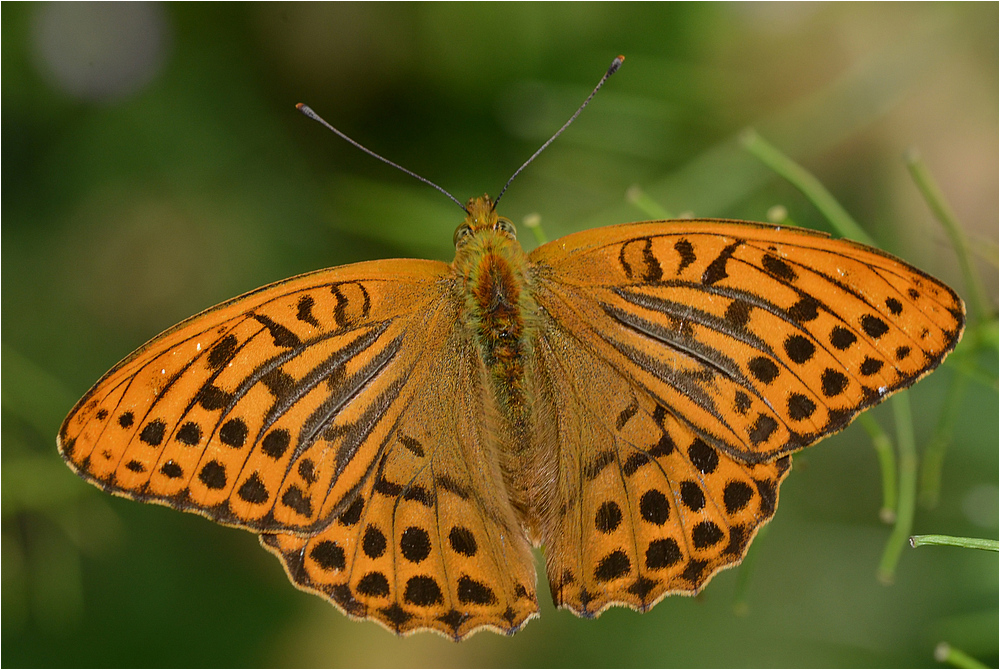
906;150;991;324
910;535;999;551
625;184;674;220
878;393;917;584
858;414;898;523
739;129;874;245
934;642;989;669
918;371;969;508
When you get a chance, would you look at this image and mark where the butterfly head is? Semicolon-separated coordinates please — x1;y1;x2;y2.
451;194;529;286
454;195;517;248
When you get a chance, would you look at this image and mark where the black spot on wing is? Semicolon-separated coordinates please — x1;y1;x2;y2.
260;368;295;398
404;576;443;606
787;393;816;420
457;576;497;605
281;485;313;517
674;239;696;274
363;525;387;558
616;400;639;430
252;313;302;349
584;450;616;481
859;357;883;376
861;314;890;339
177;421;202;446
237;472;269;504
196;384;233;411
219;418;248;448
594;550;631;582
296;295;321;327
701;241;742;286
724;300;752;328
399;434;425;457
198;460;227;489
748;414;778;445
400;527;431;563
208;335;238;369
139;420;166;446
784;335;815;364
310;540;345;570
786;296;819;323
297;459;317;485
261;428;290;459
448;527;478;556
623;452;650;476
748;356;779;384
829;326;857;350
687;438;718;474
762;254;797;282
646;538;681;569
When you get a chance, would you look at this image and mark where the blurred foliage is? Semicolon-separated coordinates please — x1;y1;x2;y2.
3;3;997;667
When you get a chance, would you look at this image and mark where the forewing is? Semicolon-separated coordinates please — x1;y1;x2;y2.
60;259;450;534
529;220;964;463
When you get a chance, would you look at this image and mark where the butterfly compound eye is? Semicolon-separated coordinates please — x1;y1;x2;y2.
496;218;517;239
453;223;473;247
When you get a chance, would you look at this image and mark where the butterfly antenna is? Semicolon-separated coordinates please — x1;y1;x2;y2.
296;103;468;213
493;54;624;210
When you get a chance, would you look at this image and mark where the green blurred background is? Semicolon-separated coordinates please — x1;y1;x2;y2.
3;3;997;667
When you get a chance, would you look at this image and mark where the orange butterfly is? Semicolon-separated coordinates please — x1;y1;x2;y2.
58;57;964;640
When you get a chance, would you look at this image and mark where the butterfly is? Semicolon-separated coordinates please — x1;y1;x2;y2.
58;57;965;640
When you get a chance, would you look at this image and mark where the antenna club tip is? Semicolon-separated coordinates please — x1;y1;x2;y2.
609;55;625;75
296;103;314;116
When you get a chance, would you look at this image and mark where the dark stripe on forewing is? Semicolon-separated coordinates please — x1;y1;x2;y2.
156;301;399;508
701;240;742;286
170;321;391;462
288;332;406;469
332;281;373;329
596;335;729;431
534;290;771;464
304;385;416;533
602;299;766;380
611;279;844;388
618;237;664;282
261;324;391;434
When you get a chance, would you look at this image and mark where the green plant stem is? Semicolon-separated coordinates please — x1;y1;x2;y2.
625;184;674;220
934;642;989;669
918;371;969;508
878;393;917;584
739;129;874;245
910;535;999;551
521;213;548;246
906;150;990;324
858;414;898;523
732;524;768;616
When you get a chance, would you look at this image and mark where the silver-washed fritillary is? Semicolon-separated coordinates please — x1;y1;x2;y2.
58;57;964;639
